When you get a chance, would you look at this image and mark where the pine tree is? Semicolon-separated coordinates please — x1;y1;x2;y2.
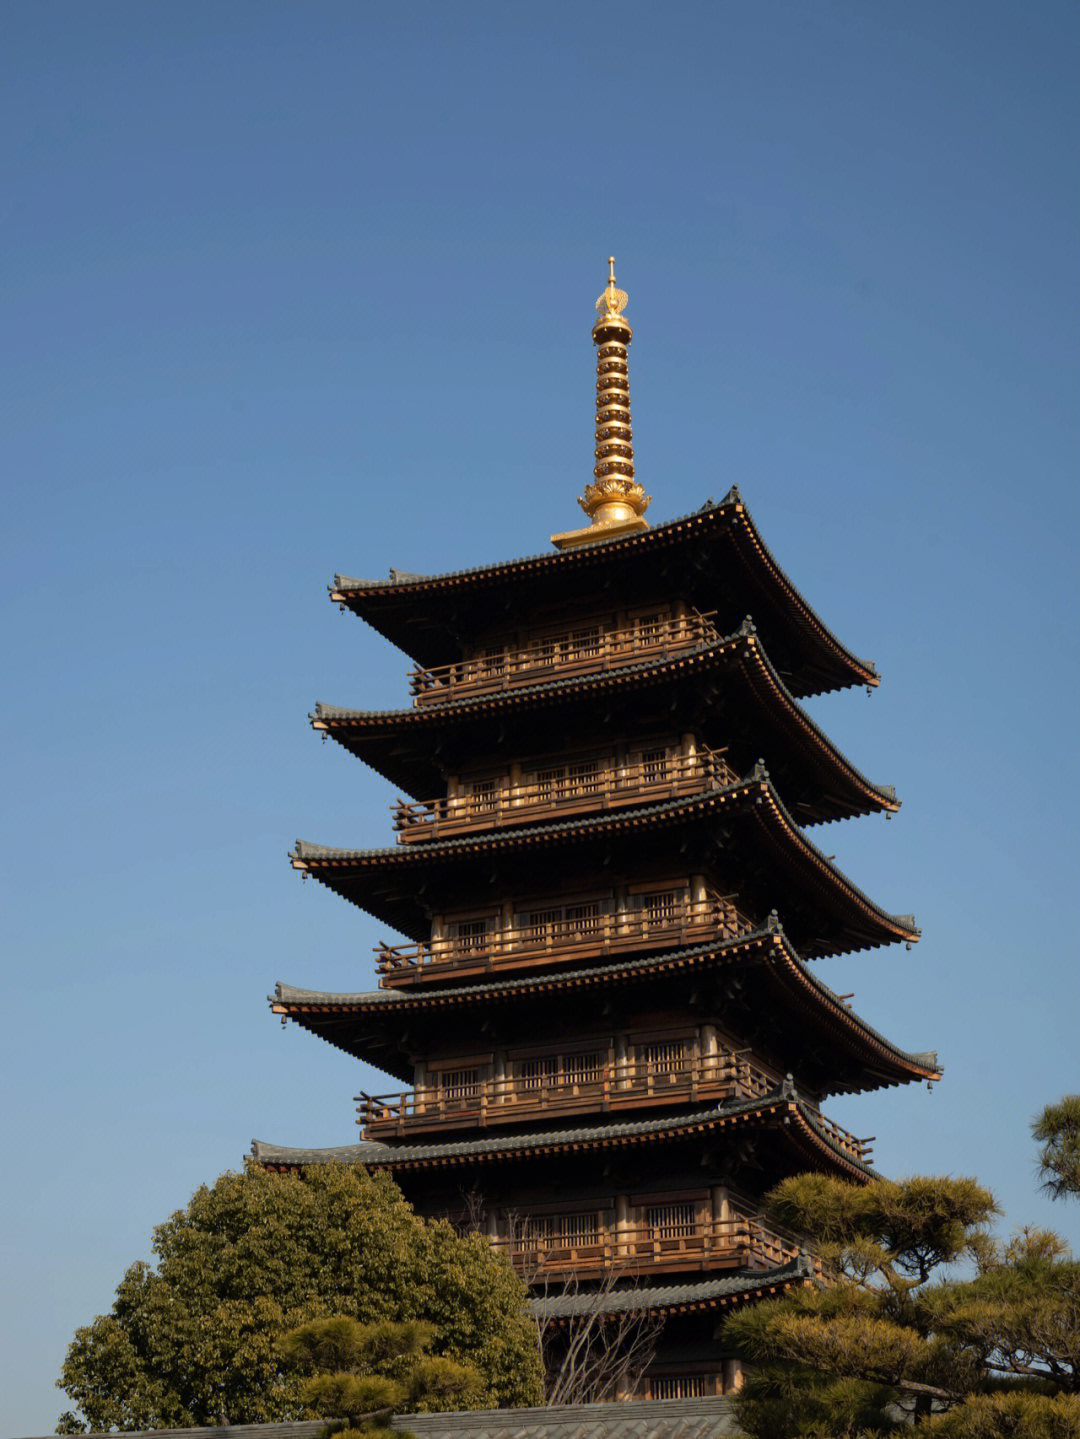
725;1104;1080;1437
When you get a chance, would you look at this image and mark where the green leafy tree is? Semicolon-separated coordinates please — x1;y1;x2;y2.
726;1107;1080;1438
56;1163;542;1432
282;1315;487;1437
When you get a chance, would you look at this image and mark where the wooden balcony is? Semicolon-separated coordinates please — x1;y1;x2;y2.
408;610;720;707
392;749;738;844
357;1052;776;1139
492;1211;806;1280
375;896;753;986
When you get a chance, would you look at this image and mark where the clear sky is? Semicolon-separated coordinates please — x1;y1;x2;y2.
3;1;1079;1432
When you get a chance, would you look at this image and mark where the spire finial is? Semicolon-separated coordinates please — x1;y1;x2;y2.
596;256;628;319
551;259;652;549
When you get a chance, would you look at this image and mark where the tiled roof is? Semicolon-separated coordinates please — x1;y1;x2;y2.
273;928;775;1006
532;1257;814;1319
331;501;734;594
13;1399;742;1439
14;1428;327;1439
251;1085;877;1179
313;631;738;723
311;622;898;820
271;924;941;1084
291;774;919;955
331;489;876;691
398;1396;740;1437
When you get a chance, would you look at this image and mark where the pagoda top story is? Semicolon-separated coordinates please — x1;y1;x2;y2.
330;262;877;698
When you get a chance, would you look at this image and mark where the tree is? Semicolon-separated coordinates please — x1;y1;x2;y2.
725;1112;1080;1438
282;1315;487;1437
528;1265;661;1406
1034;1097;1080;1203
56;1163;543;1432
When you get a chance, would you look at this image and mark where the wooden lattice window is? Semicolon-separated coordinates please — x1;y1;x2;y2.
639;1040;687;1074
468;778;498;814
523;906;561;943
522;901;601;943
531;635;560;667
531;759;602;801
438;1067;480;1100
640;746;670;783
517;1056;557;1090
565;759;602;795
524;1212;601;1248
568;626;601;659
565;901;601;935
455;919;491;954
634;612;666;647
534;764;562;801
636;890;680;926
645;1201;696;1238
480;645;506;676
563;1050;602;1083
650;1375;707;1400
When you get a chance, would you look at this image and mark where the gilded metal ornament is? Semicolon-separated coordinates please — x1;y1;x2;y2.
551;259;651;550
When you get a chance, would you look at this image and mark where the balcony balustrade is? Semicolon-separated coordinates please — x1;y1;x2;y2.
356;1051;776;1138
491;1210;807;1280
408;610;720;707
392;748;738;843
375;894;753;985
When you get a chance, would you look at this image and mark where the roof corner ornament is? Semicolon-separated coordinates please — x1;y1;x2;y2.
551;259;652;549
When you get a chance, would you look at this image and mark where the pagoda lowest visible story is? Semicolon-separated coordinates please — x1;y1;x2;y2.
254;261;941;1402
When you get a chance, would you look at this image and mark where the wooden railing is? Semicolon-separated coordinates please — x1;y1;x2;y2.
408;610;721;707
393;749;737;843
811;1111;874;1164
492;1212;804;1279
357;1052;775;1137
374;896;753;985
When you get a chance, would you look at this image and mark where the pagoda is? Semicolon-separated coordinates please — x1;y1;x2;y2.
254;262;941;1401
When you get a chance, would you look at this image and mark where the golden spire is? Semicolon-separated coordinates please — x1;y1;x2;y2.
551;259;652;549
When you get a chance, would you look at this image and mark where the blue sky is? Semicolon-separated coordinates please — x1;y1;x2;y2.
3;1;1079;1431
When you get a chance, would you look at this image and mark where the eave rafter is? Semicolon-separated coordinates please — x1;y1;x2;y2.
290;774;919;957
311;622;898;823
251;1085;876;1183
534;1256;816;1322
329;491;878;698
271;925;941;1095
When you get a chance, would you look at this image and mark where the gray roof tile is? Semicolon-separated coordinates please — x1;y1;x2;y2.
531;1258;813;1319
14;1398;741;1439
272;924;940;1080
251;1086;877;1177
291;776;919;945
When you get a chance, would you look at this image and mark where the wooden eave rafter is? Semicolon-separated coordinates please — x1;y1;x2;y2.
252;1093;875;1182
329;494;878;698
539;1263;814;1323
311;626;898;823
271;930;940;1095
290;776;919;957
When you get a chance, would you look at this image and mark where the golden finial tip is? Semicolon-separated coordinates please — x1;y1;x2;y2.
596;257;628;318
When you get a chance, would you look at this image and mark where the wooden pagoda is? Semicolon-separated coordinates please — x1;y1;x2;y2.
254;263;940;1401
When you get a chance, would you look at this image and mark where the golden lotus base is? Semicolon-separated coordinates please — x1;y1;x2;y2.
550;514;650;550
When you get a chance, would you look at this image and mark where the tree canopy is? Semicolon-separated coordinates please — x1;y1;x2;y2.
56;1162;542;1432
282;1315;488;1438
1034;1096;1080;1204
725;1098;1080;1437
